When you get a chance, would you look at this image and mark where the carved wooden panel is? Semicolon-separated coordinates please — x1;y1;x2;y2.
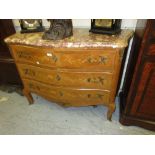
131;62;155;120
17;63;112;90
11;45;116;71
23;79;110;106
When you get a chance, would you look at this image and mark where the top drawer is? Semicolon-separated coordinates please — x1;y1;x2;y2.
11;45;117;71
11;45;57;67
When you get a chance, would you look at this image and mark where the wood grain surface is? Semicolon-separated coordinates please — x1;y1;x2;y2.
7;29;133;121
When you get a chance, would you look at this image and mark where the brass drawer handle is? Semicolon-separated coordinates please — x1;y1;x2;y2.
47;52;58;62
87;56;107;64
87;94;91;98
87;77;104;85
99;56;107;64
56;74;61;81
59;91;63;96
52;55;58;62
23;68;36;77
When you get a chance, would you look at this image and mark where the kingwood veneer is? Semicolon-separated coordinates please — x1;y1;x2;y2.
5;28;132;120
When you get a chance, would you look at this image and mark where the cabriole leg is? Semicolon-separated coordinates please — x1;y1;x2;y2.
23;89;34;105
107;104;116;121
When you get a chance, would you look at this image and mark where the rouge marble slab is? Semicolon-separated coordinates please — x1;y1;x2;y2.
5;28;133;49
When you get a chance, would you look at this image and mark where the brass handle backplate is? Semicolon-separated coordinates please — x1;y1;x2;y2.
59;91;63;96
47;52;58;62
23;68;36;77
87;77;104;85
56;74;61;81
52;54;58;62
87;56;107;64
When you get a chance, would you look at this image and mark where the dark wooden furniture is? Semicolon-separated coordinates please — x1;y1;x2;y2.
5;29;132;120
120;20;155;131
0;19;22;86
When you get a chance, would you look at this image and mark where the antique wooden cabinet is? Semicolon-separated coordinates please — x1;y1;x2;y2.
120;20;155;130
5;29;132;120
0;19;22;85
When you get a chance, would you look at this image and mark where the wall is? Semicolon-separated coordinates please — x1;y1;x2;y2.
12;19;137;30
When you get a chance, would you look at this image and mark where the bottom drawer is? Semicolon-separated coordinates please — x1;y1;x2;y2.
23;79;110;106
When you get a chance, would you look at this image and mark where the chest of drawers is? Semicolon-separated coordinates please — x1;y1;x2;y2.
5;28;133;120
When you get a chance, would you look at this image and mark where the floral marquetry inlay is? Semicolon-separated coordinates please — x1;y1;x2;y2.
87;56;108;64
87;77;105;85
6;28;133;121
17;51;32;59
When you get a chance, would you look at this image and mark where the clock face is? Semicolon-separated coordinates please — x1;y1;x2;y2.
20;19;42;30
95;19;113;28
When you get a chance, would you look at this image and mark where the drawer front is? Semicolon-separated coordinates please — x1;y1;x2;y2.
57;49;116;71
11;45;116;71
23;79;110;106
18;64;112;90
11;45;58;67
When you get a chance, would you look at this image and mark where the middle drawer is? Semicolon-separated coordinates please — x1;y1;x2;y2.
17;63;112;90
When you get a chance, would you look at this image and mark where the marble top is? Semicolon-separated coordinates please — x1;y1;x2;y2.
5;28;133;48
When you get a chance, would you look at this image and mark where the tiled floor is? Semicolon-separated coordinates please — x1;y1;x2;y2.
0;89;154;135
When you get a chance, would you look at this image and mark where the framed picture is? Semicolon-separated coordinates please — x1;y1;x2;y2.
89;19;122;35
